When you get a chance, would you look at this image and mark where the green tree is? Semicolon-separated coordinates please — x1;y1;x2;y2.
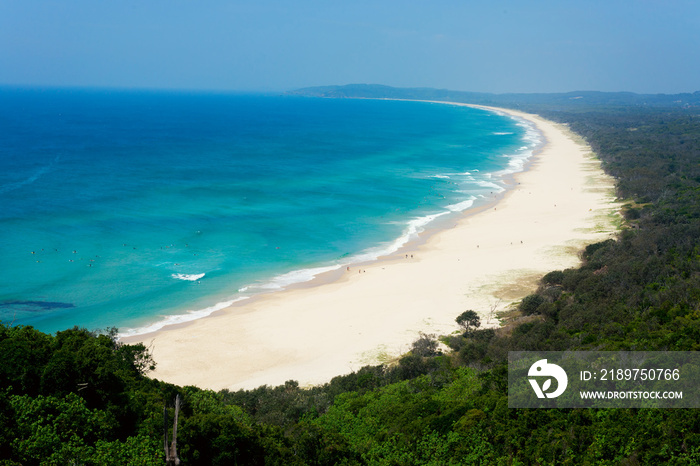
456;310;481;335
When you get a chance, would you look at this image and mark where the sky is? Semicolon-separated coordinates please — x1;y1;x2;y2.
1;0;699;94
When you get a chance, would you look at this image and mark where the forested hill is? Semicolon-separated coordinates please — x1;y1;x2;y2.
289;83;700;111
3;88;700;464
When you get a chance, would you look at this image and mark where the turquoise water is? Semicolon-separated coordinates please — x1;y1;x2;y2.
0;88;539;335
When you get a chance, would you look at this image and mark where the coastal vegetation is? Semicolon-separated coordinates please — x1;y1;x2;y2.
3;87;700;464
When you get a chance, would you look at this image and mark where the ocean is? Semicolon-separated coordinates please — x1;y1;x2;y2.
0;88;540;335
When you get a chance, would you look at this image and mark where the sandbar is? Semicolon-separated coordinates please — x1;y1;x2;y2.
122;104;620;391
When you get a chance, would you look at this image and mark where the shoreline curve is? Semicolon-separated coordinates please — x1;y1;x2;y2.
121;103;621;391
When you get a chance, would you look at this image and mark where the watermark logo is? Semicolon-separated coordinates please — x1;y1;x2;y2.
510;352;698;408
528;359;568;398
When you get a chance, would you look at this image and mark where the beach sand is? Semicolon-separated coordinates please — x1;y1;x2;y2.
122;105;621;391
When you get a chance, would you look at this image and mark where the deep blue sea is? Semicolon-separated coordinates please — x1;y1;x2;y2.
0;88;539;335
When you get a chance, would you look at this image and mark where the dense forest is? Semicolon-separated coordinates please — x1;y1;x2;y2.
3;88;700;464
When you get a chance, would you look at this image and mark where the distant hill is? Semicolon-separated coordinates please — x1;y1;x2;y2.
288;84;700;112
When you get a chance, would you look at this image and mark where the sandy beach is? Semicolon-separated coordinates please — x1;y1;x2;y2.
122;104;620;391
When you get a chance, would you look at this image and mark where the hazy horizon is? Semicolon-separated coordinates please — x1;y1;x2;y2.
1;1;699;95
2;82;699;97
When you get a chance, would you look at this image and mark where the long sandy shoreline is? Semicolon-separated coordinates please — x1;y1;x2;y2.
122;104;620;391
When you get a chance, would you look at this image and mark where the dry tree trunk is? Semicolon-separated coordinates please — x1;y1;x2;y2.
164;394;181;466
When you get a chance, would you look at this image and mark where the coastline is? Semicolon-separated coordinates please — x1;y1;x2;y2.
122;104;621;391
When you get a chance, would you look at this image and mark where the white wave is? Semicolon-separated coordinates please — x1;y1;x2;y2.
255;264;342;291
358;211;451;261
492;132;513;135
446;198;475;212
440;171;474;180
475;179;503;190
118;297;250;338
172;273;205;281
431;174;451;179
504;149;533;173
476;113;542;181
516;120;543;146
